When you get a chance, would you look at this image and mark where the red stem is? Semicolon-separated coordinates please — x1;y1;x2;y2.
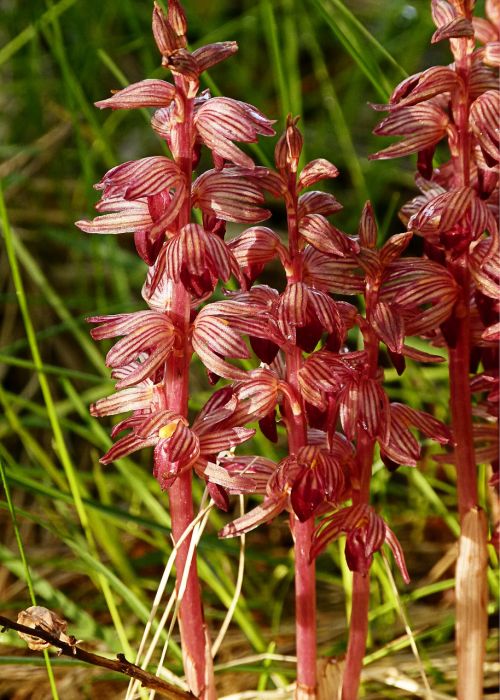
287;348;317;699
294;516;317;698
342;326;378;700
284;172;317;699
448;29;486;700
165;82;215;699
448;17;477;519
448;266;477;517
341;572;370;700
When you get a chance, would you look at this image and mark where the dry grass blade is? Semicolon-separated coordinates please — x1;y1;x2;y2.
381;551;434;700
211;495;246;658
126;499;214;700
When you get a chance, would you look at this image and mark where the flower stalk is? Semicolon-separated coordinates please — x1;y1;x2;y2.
77;1;276;695
283;138;317;697
370;2;498;696
341;352;377;700
166;79;215;698
447;12;488;698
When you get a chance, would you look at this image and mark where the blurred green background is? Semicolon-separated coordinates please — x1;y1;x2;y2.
0;1;497;698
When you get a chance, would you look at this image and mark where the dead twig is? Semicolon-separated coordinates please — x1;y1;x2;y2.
0;614;194;700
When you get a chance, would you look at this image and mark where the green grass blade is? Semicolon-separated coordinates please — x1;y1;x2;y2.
301;8;369;204
260;0;290;123
1;185;131;655
0;461;60;699
310;0;403;101
0;0;77;67
6;234;105;374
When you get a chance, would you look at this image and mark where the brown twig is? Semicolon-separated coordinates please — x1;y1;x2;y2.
0;615;194;700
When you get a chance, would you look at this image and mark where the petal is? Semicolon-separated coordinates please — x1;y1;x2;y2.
203;461;256;494
195;97;275;167
90;385;154;417
219;495;287;538
387;66;459;109
370;104;448;160
385;525;410;583
97;157;183;200
76;210;152;234
299;214;357;257
371;301;405;353
291;466;325;522
408;187;475;235
192;387;237;433
303;247;364;294
198;427;255;454
298;158;339;190
219;454;277;494
358;201;378;249
193;168;271;223
152;2;184;57
228;226;289;269
100;431;158;464
391;402;453;444
298;191;343;218
307;288;344;336
470;91;500;163
95;79;175;110
278;282;307;342
192;41;238;72
432;16;474;43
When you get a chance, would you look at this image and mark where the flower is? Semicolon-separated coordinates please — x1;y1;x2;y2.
311;504;410;582
218;441;350;537
95;388;256;496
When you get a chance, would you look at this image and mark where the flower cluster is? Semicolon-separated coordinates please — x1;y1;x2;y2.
369;2;498;697
76;3;278;499
370;0;499;546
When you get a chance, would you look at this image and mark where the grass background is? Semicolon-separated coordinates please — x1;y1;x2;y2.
0;0;498;698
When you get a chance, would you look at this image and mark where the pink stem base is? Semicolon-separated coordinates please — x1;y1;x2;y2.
294;516;317;699
341;573;369;700
169;473;215;699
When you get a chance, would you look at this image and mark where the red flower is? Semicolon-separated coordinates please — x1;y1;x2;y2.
311;504;410;583
96;389;256;494
219;442;349;537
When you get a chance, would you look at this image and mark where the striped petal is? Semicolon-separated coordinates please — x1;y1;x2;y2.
192;41;238;72
95;79;175;110
298;158;339;190
96;156;183;200
219;495;288;538
228;226;289;269
193;168;271;223
90;385;155;417
370;104;449;160
76;210;152;234
408;187;475;235
195;97;275;168
386;66;459;109
358;201;378;249
198;427;255;455
192;312;250;380
371;301;405;353
303;247;364;294
298;191;343;218
470;91;500;162
153;421;201;491
299;214;358;257
432;16;474;43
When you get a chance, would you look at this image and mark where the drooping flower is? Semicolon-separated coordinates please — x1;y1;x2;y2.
311;504;410;583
